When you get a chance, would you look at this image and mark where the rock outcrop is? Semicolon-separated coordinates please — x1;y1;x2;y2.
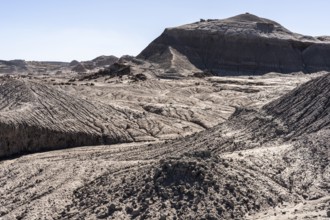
138;13;330;75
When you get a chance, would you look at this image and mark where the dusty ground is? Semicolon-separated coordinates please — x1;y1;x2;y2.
0;117;328;219
0;72;329;219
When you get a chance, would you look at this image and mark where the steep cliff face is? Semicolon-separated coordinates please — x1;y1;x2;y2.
138;13;330;75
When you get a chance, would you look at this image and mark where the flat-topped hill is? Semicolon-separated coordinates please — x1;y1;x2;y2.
138;13;330;75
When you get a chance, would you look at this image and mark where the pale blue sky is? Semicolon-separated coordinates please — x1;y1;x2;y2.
1;0;329;61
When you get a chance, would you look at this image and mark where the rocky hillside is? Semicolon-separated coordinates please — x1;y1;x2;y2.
138;13;330;75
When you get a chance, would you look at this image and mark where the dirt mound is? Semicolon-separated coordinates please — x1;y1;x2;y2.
91;55;118;67
0;78;133;157
63;153;296;219
71;63;87;73
138;13;330;75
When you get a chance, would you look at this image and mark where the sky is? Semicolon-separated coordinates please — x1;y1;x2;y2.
1;0;330;61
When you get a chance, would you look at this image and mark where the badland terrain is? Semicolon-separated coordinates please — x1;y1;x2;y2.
0;14;329;219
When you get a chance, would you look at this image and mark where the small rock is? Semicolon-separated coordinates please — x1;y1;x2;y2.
131;209;140;218
95;206;108;219
108;203;117;215
125;206;133;214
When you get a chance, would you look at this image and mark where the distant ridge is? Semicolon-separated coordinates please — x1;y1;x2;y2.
0;55;118;75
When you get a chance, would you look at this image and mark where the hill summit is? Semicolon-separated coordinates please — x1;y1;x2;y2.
138;13;330;75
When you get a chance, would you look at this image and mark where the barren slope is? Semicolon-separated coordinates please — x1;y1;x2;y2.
138;13;330;75
0;73;328;219
264;73;330;136
0;77;208;158
60;74;329;219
